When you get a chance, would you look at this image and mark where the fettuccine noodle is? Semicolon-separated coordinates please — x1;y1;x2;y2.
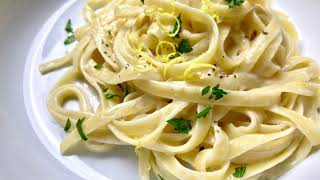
39;0;320;179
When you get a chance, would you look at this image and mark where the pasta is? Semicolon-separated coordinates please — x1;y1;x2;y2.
39;0;320;179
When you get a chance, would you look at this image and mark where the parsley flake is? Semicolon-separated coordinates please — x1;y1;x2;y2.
226;0;245;8
64;118;72;132
140;0;144;4
195;106;212;119
169;14;182;38
201;84;229;100
94;63;103;70
64;35;76;45
65;19;73;33
104;93;119;100
177;39;193;54
233;166;246;178
76;117;88;141
201;86;211;96
167;118;191;134
209;85;228;100
64;19;76;45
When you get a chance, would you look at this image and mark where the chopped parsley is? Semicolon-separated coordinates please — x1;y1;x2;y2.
104;93;119;100
201;84;229;100
201;86;211;96
140;0;144;4
64;19;76;45
167;118;192;134
65;19;73;33
195;106;212;119
103;88;119;100
177;39;193;54
169;14;182;38
76;117;88;141
158;174;164;180
233;166;246;178
64;118;72;132
94;63;103;70
64;35;76;45
226;0;245;8
167;106;213;134
209;85;229;100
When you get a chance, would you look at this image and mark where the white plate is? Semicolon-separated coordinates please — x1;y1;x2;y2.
1;0;320;179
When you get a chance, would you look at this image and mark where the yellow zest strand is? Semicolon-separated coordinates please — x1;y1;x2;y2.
156;41;177;63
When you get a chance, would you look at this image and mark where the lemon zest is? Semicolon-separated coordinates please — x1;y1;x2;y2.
168;14;181;38
156;41;178;63
146;2;179;36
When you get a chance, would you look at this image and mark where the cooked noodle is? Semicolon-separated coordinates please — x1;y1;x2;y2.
39;0;320;179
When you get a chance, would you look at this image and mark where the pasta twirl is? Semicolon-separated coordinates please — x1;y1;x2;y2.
40;0;320;179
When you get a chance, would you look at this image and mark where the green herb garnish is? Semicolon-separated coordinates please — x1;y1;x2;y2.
233;166;246;178
201;84;229;100
104;93;119;100
201;86;211;96
226;0;245;8
169;14;182;38
167;118;192;134
209;85;228;100
140;0;144;4
158;174;164;180
65;19;73;33
76;117;88;141
64;35;76;45
195;106;212;119
94;63;103;70
64;19;76;45
64;118;72;132
177;39;193;54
